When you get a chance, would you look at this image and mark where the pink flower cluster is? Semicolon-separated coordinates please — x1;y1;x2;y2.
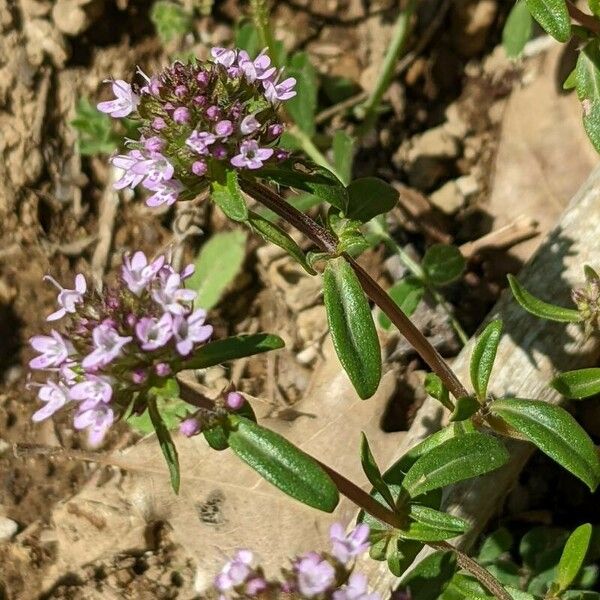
28;251;212;446
214;523;378;599
97;47;296;208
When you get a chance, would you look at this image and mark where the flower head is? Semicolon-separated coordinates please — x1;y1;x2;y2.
230;140;273;170
122;251;165;296
81;322;132;370
215;549;255;591
29;331;72;369
74;401;114;447
294;552;336;598
45;274;86;321
333;573;380;600
97;80;140;118
32;380;70;422
330;523;370;564
172;309;213;356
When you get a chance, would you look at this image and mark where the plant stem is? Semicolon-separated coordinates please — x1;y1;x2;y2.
250;0;278;63
287;127;346;183
357;0;417;134
240;178;469;400
566;1;600;34
367;220;469;345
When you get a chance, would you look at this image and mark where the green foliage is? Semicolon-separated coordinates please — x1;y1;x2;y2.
360;433;396;509
286;52;318;136
211;170;249;222
449;395;480;422
378;277;424;331
489;398;600;491
150;1;192;44
525;0;571;42
555;524;593;593
424;373;454;411
344;177;398;223
322;257;382;399
508;275;582;322
177;333;284;371
148;395;180;493
503;1;533;58
422;244;466;287
576;39;600;154
552;367;600;399
332;131;354;185
71;98;120;156
227;415;340;512
398;551;457;600
470;319;503;402
186;230;246;310
402;432;509;498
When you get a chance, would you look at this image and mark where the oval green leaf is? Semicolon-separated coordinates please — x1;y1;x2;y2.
422;244;466;287
378;277;425;331
409;505;469;535
227;416;339;512
508;275;582;322
345;177;398;223
552;368;600;399
398;551;457;600
503;0;533;58
470;319;503;401
576;40;600;154
490;398;600;491
177;333;284;371
556;523;593;592
402;432;509;498
323;257;382;399
211;169;248;222
525;0;571;42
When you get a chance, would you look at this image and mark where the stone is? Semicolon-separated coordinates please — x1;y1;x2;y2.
0;516;18;542
429;180;465;215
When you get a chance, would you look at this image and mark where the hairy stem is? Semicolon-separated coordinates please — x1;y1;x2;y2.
240;178;469;400
566;1;600;34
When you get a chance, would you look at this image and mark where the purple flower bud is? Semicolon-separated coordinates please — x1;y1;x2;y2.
173;107;190;124
212;144;228;160
215;119;233;137
152;116;167;131
192;160;207;176
155;362;171;377
132;369;147;384
126;314;137;328
193;94;206;106
226;391;245;410
205;105;220;121
196;70;210;87
144;136;165;152
174;85;188;97
275;149;290;162
179;417;202;437
267;123;284;138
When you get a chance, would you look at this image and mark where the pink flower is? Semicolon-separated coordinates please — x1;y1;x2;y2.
29;331;71;369
330;523;370;564
186;130;216;155
215;119;234;137
172;309;213;355
238;50;276;83
44;273;86;321
81;323;132;370
32;380;70;422
152;272;196;314
192;160;207;176
173;107;190;124
294;552;335;598
121;251;165;296
145;179;183;208
70;375;113;405
135;313;173;350
143;136;165;152
264;76;297;103
97;79;139;118
111;150;147;190
211;47;237;68
74;400;114;446
225;391;245;410
230;140;273;170
214;549;254;591
333;573;380;600
139;153;175;190
179;417;201;437
240;114;260;135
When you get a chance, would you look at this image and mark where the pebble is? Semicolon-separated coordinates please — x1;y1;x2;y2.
0;516;18;542
429;180;465;215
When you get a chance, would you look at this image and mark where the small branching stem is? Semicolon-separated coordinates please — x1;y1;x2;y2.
240;178;470;400
566;1;600;34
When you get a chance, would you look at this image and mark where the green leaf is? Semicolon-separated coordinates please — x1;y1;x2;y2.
556;524;593;592
424;373;453;411
489;398;600;491
71;98;120;156
323;257;382;399
257;163;348;211
552;368;600;399
286;52;318;135
408;505;469;538
398;551;457;600
503;1;533;58
361;433;396;509
590;0;600;16
178;333;284;370
345;177;398;223
443;573;494;599
525;0;571;42
449;396;481;422
563;591;600;599
150;0;192;44
402;432;509;497
564;67;578;90
470;319;503;401
576;39;600;154
332;131;354;185
386;538;424;576
211;170;248;222
235;21;260;56
378;277;424;331
508;275;582;322
478;528;514;564
227;415;339;512
148;397;180;494
422;244;466;287
186;230;246;310
247;211;315;274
